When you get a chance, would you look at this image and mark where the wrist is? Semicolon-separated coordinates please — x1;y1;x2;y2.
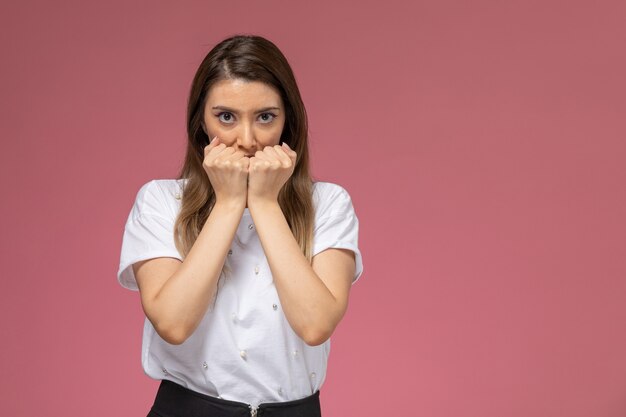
213;198;246;212
247;196;280;212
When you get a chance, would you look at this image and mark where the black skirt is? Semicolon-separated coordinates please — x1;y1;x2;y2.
147;379;322;417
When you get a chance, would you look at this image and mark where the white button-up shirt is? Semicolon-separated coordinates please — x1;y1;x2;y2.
117;179;363;407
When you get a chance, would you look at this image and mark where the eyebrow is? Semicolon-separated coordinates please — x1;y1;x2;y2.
211;106;281;113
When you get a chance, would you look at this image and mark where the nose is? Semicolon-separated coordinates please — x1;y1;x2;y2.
236;122;256;155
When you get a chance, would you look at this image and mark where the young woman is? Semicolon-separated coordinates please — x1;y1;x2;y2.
118;34;363;417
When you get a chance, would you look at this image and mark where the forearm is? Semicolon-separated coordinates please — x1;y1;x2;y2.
249;200;341;345
151;200;245;343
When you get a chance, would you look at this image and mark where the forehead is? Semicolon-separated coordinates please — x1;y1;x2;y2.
205;78;283;108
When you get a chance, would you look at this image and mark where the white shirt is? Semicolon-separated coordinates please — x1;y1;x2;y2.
117;179;363;407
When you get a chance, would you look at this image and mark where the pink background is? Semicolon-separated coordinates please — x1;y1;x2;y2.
1;1;625;416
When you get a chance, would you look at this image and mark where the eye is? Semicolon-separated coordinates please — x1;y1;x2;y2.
217;112;235;124
258;113;276;123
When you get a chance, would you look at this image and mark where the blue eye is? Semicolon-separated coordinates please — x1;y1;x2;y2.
217;112;234;124
259;113;276;123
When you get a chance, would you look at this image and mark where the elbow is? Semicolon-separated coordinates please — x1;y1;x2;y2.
143;306;196;345
300;310;346;346
301;327;333;347
152;321;193;345
160;329;189;345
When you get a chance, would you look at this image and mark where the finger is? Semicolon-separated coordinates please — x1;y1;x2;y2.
241;157;250;172
227;151;249;171
262;146;283;168
249;156;258;171
281;142;297;161
254;150;270;161
250;156;270;171
263;145;280;160
206;144;229;160
272;145;292;167
211;146;236;165
204;136;220;156
214;145;234;158
224;148;245;161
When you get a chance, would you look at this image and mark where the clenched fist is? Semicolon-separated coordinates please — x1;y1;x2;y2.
247;143;297;205
202;137;250;207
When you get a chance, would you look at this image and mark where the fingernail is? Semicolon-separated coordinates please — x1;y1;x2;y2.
211;136;218;144
282;142;290;149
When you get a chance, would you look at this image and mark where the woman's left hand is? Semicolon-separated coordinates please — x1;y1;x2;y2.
247;143;297;205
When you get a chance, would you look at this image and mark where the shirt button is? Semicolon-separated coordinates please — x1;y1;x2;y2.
278;387;283;395
293;349;299;358
162;367;168;375
174;193;181;200
248;224;254;230
254;266;260;275
228;249;233;256
202;361;208;370
310;372;316;380
240;350;247;360
272;303;278;310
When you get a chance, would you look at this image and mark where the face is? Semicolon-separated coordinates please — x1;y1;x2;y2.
202;78;286;156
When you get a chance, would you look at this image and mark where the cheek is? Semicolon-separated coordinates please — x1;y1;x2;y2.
259;125;284;145
272;120;287;141
204;121;236;143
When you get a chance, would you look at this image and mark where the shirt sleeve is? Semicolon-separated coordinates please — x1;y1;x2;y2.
312;183;364;284
117;180;183;291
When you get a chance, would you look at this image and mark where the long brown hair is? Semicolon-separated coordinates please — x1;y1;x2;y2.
174;34;314;266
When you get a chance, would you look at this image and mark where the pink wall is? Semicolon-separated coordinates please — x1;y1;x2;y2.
1;1;625;416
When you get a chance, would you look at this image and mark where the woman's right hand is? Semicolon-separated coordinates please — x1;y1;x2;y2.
203;137;250;206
